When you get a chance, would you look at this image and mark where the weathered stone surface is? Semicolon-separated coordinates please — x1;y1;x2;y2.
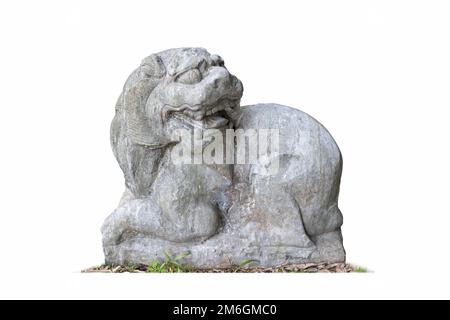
102;48;345;267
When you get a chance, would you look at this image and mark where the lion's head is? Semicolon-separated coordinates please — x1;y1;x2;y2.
148;48;243;129
111;48;243;196
115;48;243;144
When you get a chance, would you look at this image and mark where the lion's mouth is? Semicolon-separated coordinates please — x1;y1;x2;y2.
164;98;240;129
172;112;230;129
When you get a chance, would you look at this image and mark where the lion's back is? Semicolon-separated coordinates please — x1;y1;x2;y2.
235;104;342;197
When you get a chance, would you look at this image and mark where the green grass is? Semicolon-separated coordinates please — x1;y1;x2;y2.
83;256;366;273
144;254;257;273
145;252;192;273
353;266;368;273
234;259;256;271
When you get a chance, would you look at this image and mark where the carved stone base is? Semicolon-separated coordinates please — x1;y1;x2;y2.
103;230;345;268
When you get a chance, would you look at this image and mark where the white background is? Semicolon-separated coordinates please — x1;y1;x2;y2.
0;0;449;299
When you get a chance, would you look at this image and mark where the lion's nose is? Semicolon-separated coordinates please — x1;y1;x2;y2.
206;66;231;89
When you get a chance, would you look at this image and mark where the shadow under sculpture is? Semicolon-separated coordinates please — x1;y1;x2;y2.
102;48;345;267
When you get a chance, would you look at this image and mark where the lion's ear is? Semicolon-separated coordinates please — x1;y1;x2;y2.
140;54;166;78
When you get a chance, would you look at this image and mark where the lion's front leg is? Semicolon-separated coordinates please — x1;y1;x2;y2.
101;194;221;246
101;198;162;246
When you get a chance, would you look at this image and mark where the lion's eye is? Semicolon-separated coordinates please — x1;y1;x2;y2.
175;68;202;84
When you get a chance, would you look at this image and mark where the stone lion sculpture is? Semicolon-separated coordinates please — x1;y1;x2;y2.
102;47;345;267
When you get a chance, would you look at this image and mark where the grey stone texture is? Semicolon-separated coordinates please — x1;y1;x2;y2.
102;48;345;267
